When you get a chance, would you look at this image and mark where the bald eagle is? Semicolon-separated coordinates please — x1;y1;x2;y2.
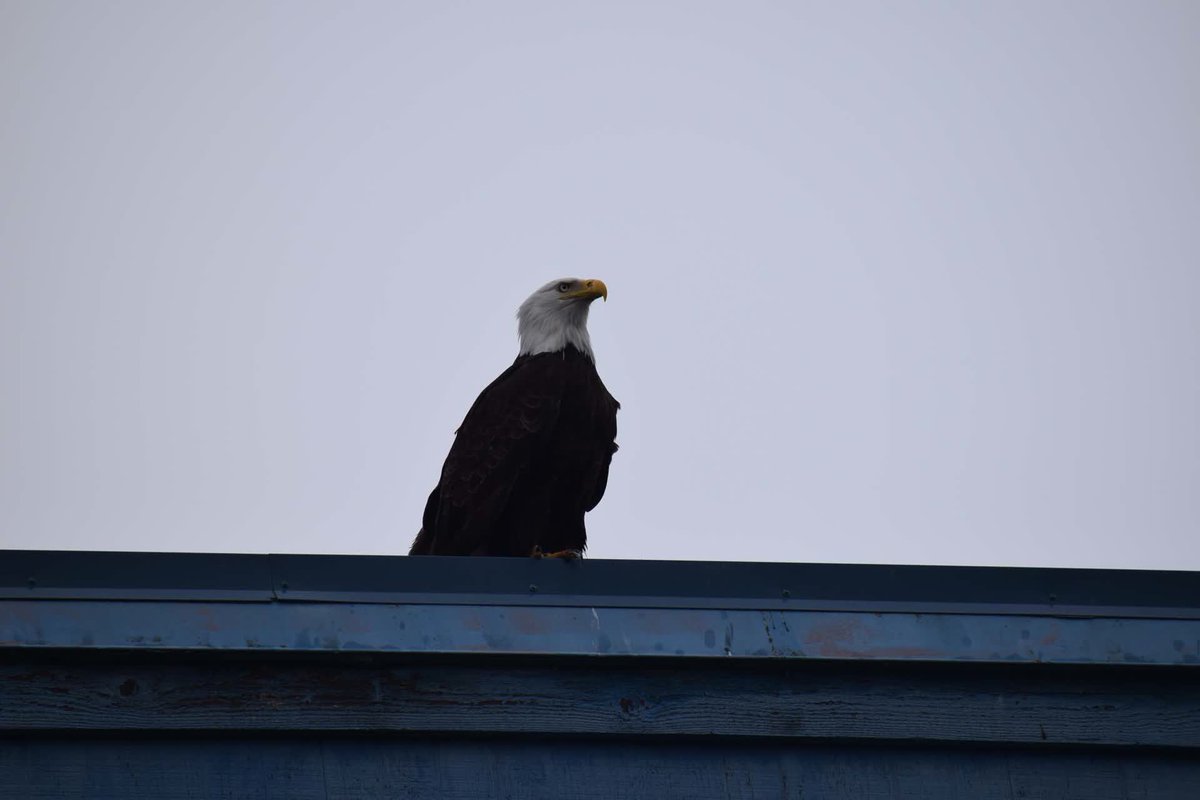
409;278;619;557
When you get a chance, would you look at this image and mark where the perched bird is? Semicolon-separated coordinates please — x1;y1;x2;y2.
409;278;619;557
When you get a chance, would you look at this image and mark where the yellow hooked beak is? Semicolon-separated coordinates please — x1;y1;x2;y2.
566;278;608;302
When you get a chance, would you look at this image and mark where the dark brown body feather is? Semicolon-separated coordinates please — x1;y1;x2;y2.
409;345;619;556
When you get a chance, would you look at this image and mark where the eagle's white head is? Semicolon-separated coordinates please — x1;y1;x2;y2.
516;278;608;361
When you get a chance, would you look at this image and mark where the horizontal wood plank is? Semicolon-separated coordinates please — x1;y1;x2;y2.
4;659;1198;748
3;736;1198;800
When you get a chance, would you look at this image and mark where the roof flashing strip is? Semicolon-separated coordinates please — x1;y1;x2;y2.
3;598;1199;666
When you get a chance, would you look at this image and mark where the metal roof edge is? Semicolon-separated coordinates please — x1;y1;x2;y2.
2;549;1198;617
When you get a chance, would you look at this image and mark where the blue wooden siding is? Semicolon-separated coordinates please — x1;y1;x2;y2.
1;550;1198;799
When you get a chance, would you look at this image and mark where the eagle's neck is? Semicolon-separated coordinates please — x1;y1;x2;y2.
516;300;595;361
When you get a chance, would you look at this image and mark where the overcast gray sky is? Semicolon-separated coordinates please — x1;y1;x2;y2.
2;1;1197;569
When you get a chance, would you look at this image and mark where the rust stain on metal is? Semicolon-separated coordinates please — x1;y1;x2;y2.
507;609;553;635
800;618;944;659
804;618;864;643
195;607;220;633
803;618;869;657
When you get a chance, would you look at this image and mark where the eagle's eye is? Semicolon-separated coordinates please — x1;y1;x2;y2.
557;282;571;293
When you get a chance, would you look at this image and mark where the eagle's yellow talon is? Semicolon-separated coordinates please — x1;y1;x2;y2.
542;548;583;560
